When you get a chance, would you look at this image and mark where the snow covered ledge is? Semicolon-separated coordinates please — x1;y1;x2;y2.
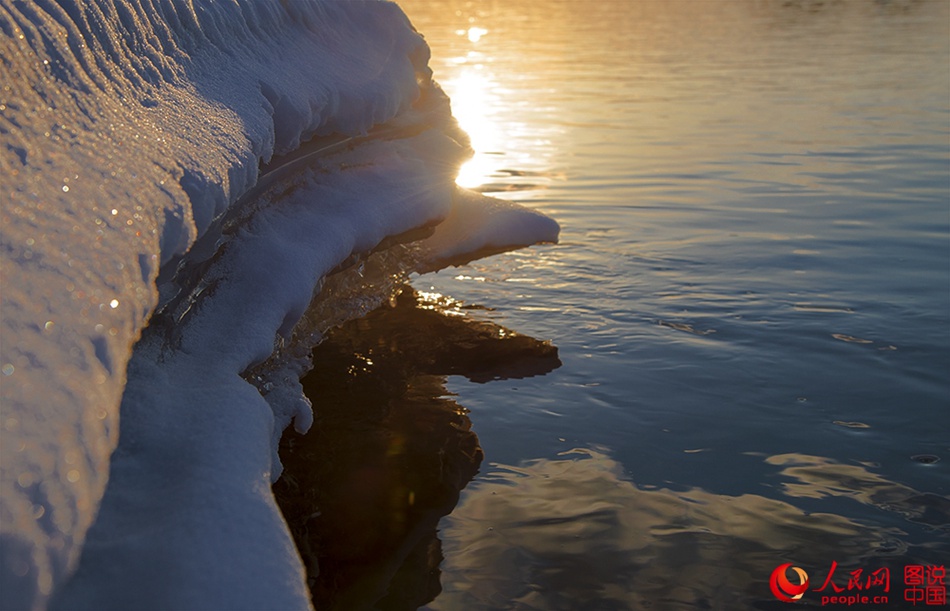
1;1;556;609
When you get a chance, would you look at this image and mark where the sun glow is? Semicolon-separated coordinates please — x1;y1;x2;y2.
444;69;503;188
418;18;557;197
467;26;488;43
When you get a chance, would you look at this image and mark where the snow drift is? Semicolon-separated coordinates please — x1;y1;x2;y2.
0;1;557;609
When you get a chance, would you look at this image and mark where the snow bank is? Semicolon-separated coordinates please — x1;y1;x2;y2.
0;1;557;609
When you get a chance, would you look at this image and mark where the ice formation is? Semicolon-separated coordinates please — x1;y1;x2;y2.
0;1;557;609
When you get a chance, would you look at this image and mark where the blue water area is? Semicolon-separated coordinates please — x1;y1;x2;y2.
305;1;950;608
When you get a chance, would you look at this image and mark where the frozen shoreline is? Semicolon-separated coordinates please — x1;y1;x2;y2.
0;2;556;609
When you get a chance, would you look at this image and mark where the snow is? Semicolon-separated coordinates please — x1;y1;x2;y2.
0;1;557;609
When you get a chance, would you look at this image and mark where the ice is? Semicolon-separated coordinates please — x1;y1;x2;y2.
419;188;561;271
0;1;557;609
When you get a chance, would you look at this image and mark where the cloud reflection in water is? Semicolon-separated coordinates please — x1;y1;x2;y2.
431;449;946;610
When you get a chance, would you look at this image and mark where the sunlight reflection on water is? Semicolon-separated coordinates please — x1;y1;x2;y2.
427;16;564;197
445;68;502;188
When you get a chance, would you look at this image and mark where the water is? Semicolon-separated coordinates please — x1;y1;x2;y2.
279;1;950;608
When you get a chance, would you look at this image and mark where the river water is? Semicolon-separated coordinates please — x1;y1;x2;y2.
277;1;949;608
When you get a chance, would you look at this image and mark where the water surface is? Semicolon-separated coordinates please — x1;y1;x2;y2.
291;1;950;607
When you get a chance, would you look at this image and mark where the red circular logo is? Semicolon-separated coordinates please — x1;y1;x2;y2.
770;563;810;602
